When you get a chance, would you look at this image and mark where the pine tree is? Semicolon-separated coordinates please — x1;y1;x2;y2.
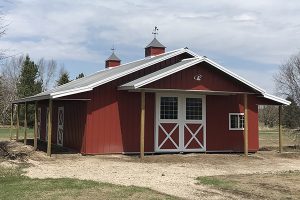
76;73;84;79
16;55;42;127
17;55;42;98
57;72;70;86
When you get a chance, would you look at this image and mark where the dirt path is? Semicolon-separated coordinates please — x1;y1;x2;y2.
24;151;300;200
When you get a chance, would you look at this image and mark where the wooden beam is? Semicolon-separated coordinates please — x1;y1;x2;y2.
47;99;53;156
16;104;20;142
243;94;248;157
34;102;38;150
24;102;28;145
10;104;14;141
140;90;145;159
279;105;283;153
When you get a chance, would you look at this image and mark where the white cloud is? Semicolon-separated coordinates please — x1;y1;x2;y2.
1;0;300;92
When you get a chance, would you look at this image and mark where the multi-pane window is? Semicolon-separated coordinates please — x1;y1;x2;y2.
186;98;202;120
160;97;178;119
229;113;244;130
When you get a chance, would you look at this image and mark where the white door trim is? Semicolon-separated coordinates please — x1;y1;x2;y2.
57;106;64;146
155;93;206;153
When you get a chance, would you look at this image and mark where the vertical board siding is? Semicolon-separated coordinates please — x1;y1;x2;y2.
84;55;186;154
38;100;87;152
144;62;257;93
206;94;259;152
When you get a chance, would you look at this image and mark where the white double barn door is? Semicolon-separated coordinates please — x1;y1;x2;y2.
155;93;206;153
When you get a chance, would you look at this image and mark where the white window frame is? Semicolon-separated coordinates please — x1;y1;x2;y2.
229;113;244;130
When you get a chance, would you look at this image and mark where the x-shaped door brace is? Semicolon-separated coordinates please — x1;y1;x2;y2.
158;124;179;149
184;124;204;149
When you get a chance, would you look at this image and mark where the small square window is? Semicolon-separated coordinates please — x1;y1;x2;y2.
186;98;202;120
160;97;178;119
229;113;244;130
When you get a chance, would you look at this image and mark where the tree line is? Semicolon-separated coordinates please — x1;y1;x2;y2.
0;55;84;126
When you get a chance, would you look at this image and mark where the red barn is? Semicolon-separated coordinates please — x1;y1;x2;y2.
13;37;290;156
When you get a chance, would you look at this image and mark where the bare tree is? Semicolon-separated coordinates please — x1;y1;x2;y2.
0;13;8;60
0;56;24;124
37;58;57;91
274;52;300;105
258;105;278;128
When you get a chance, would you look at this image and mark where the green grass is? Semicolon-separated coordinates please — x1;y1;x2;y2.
0;127;34;139
0;166;179;200
196;176;236;190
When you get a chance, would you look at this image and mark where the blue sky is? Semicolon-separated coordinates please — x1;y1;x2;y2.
1;0;300;94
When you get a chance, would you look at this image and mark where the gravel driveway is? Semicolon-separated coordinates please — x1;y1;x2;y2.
24;151;300;200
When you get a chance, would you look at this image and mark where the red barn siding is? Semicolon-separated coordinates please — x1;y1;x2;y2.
83;54;191;154
206;94;259;152
84;86;155;154
144;62;257;93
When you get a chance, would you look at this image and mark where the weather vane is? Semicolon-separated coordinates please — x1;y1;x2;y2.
111;44;115;52
152;26;159;38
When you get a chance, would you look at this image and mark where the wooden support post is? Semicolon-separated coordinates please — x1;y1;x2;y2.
24;102;28;145
34;101;38;150
16;104;20;142
140;90;145;159
243;94;248;157
47;99;53;156
10;104;14;141
279;105;283;153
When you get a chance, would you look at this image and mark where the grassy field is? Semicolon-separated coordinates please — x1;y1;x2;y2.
0;127;34;140
0;166;178;200
197;171;300;199
259;128;298;148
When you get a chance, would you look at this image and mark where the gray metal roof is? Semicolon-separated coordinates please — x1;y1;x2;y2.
13;46;291;106
106;52;121;61
13;48;191;103
145;38;166;48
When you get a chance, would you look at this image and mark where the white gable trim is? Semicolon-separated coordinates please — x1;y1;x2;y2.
203;58;265;93
121;57;266;94
119;56;290;105
262;93;290;105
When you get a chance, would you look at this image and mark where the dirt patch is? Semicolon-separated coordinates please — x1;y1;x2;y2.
0;141;32;161
197;171;300;200
259;145;300;152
